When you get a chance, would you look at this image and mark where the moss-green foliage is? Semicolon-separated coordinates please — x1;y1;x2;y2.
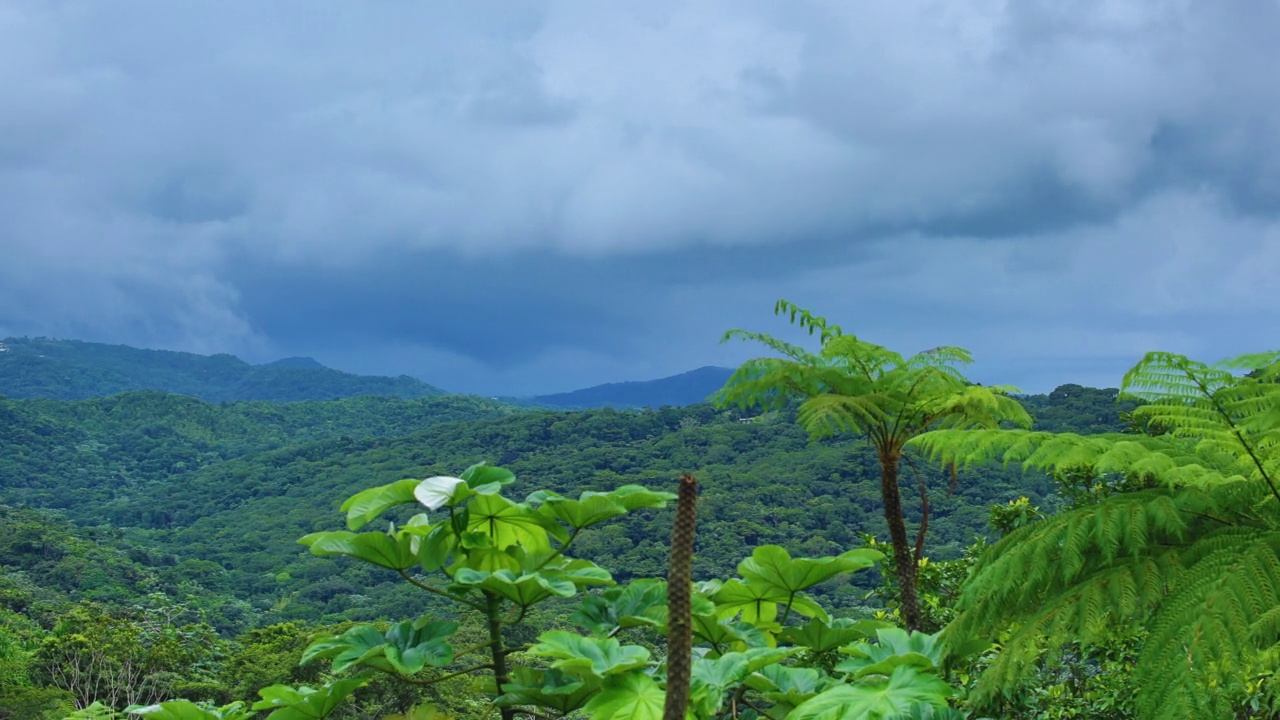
0;337;444;401
914;350;1280;718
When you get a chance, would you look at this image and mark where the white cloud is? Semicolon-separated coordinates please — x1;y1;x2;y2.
1;0;1278;391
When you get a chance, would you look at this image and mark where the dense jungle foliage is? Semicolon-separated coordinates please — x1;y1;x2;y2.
3;327;1275;719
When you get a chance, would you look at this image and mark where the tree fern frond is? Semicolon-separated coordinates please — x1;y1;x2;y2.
721;329;819;364
950;491;1190;625
774;298;844;342
1216;350;1280;373
912;428;1254;488
796;394;890;438
961;550;1184;703
905;346;974;370
1135;530;1280;719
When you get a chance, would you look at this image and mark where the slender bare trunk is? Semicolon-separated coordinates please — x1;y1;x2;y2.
663;473;698;720
879;450;922;631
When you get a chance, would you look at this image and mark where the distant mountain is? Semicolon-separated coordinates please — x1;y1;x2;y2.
0;337;444;402
262;355;326;369
529;365;735;409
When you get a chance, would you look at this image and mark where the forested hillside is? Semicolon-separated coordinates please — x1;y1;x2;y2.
0;338;444;401
0;374;1194;719
1;385;1129;622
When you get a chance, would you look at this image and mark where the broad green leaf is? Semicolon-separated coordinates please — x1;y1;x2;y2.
713;578;830;624
777;618;888;653
460;462;516;489
467;493;566;548
713;579;783;624
538;493;628;530
414;476;471;511
251;676;369;719
786;667;952;720
454;568;576;606
459;547;523;574
299;530;416;570
302;625;391;673
496;667;600;714
692;614;763;650
609;485;677;511
384;619;456;674
583;673;666;720
341;479;421;530
746;664;829;710
693;647;798;691
836;629;945;678
573;579;670;636
530;631;651;678
127;701;253;720
738;546;881;595
415;523;458;572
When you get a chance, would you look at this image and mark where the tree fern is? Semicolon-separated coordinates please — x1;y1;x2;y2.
717;300;1031;630
911;349;1280;718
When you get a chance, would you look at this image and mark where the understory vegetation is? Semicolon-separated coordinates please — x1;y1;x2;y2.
1;304;1275;719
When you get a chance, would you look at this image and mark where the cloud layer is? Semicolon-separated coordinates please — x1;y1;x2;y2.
2;0;1278;394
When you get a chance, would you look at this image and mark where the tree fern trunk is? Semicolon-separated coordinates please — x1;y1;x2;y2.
880;451;922;631
664;472;698;720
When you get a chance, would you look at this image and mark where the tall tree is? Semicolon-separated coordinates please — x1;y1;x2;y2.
715;300;1031;630
912;349;1280;718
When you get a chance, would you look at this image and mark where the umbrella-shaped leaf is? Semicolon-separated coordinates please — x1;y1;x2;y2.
530;631;652;679
299;531;416;570
738;546;881;595
459;547;523;574
250;676;369;719
414;523;458;572
496;667;600;714
713;579;783;624
836;629;944;679
778;618;888;653
692;614;762;650
454;569;575;606
583;673;666;720
414;476;472;511
460;462;516;490
467;494;566;549
384;619;457;674
609;485;677;511
787;667;952;720
127;701;253;720
693;647;798;692
341;479;421;530
302;625;391;674
746;664;829;710
538;493;628;530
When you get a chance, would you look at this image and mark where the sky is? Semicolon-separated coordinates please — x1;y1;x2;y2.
2;1;1278;396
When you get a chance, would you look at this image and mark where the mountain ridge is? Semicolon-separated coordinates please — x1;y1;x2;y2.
0;337;444;402
527;365;735;409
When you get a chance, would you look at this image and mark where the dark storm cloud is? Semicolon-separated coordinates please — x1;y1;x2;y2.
2;0;1279;394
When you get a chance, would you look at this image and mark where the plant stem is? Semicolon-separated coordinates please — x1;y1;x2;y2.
663;473;698;720
484;590;516;720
